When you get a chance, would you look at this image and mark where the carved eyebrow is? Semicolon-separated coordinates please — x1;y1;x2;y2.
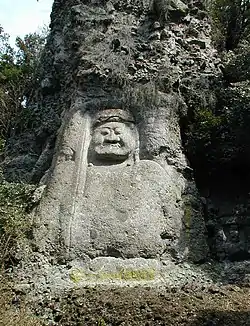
98;126;122;130
95;125;124;132
96;126;111;130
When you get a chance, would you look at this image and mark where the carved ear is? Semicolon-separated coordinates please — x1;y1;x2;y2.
133;126;140;163
134;148;140;163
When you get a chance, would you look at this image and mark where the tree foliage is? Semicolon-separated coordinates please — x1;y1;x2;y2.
209;0;250;50
183;1;250;184
0;26;47;140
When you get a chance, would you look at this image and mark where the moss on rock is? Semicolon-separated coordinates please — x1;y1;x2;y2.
70;267;156;283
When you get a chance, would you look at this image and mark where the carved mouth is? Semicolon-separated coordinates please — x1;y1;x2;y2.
104;143;121;148
110;143;121;147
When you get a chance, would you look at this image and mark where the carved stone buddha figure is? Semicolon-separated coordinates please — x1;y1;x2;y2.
69;109;177;260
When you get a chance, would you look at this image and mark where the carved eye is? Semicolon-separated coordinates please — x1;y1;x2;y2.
115;129;121;135
100;128;109;136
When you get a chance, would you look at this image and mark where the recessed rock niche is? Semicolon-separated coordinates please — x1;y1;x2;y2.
72;108;172;259
34;104;207;283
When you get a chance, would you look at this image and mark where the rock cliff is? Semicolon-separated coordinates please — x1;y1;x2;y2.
2;0;250;293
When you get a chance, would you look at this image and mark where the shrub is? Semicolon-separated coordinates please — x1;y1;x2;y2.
0;26;47;139
0;174;35;270
208;0;250;51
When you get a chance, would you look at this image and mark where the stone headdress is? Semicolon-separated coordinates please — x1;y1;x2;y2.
93;109;135;127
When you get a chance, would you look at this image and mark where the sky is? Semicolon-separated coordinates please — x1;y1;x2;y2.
0;0;53;45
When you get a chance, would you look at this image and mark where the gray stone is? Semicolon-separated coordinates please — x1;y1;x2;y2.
4;0;228;292
31;185;46;204
149;31;161;40
153;21;161;30
161;28;171;40
187;38;207;49
153;0;188;22
169;0;188;14
34;108;188;262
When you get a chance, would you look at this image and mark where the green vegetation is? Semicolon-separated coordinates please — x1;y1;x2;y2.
208;1;250;84
97;318;106;326
208;0;250;50
182;1;250;182
0;26;47;269
0;26;47;141
0;176;35;269
70;267;156;283
188;108;224;149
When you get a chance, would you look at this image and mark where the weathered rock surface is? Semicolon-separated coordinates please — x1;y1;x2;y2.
13;0;217;277
3;0;250;299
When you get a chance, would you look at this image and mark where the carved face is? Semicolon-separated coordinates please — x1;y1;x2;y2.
91;121;137;161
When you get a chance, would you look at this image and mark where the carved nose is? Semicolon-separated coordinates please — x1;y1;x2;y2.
105;130;120;143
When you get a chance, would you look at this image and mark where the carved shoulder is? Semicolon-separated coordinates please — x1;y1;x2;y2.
135;160;170;184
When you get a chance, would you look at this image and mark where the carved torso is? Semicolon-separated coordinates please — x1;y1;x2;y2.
70;160;172;259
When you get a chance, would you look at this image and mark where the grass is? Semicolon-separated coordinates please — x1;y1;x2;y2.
0;176;35;270
0;277;43;326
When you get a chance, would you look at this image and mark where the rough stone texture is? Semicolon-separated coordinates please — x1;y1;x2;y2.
4;1;206;271
10;0;219;277
4;0;250;295
3;0;220;184
33;103;207;269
